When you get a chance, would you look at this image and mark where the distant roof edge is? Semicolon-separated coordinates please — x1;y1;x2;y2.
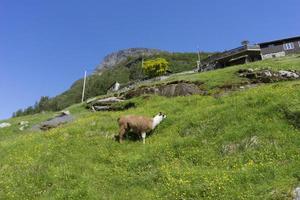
258;35;300;45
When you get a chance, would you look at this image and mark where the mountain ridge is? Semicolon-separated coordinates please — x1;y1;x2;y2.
95;48;166;72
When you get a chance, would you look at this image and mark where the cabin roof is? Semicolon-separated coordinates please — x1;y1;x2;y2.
258;36;300;46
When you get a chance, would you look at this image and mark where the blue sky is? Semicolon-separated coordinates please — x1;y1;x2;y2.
1;0;299;120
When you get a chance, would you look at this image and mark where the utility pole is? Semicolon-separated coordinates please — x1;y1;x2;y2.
81;70;87;103
142;53;144;69
197;45;202;72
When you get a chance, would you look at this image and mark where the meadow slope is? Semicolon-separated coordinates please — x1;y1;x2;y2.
1;55;300;199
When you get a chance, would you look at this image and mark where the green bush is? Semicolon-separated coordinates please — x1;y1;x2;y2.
143;58;169;78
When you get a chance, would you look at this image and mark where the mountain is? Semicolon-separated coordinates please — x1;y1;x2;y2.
95;48;165;72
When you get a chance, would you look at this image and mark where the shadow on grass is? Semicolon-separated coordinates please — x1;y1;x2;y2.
114;131;154;143
282;106;300;129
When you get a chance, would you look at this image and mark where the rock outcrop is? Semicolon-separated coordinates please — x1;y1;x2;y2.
87;97;135;111
96;48;165;72
238;68;300;83
31;111;73;131
123;81;206;99
19;121;29;131
0;122;11;128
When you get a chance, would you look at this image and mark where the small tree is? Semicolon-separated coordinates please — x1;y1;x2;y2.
142;58;169;78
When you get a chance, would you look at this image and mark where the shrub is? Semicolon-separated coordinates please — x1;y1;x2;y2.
143;58;169;78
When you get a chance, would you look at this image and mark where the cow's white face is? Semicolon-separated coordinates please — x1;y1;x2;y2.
158;112;167;119
152;112;166;129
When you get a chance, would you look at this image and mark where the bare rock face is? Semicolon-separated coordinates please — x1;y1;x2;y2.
31;113;74;131
123;81;206;99
96;48;165;71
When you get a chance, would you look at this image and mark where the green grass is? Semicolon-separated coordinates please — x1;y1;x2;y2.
137;54;300;91
1;55;300;199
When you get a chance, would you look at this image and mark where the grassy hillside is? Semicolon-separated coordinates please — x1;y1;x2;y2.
1;55;300;199
14;52;210;117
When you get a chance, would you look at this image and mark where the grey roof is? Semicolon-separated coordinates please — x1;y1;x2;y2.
258;36;300;45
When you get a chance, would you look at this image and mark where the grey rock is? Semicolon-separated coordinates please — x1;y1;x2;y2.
263;70;272;77
31;115;74;131
123;82;205;99
278;70;299;78
18;121;29;131
93;106;110;111
238;69;300;83
87;96;134;112
0;122;11;128
107;82;121;94
19;121;29;126
86;97;98;104
60;110;70;116
294;187;300;200
95;97;124;104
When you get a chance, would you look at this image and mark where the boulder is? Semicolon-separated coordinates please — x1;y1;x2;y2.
95;97;124;104
41;115;74;131
278;70;299;78
0;122;11;128
18;121;29;131
238;68;300;83
60;110;70;116
31;114;74;131
263;70;272;77
93;106;110;111
87;96;134;112
247;68;254;73
294;187;300;200
19;121;29;126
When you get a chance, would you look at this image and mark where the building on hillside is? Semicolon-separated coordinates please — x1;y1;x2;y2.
202;44;262;69
201;35;300;71
107;81;121;94
259;36;300;59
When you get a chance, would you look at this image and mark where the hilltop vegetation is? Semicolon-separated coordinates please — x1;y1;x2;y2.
1;55;300;199
13;51;210;118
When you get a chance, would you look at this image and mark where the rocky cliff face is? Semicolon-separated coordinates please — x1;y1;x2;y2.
96;48;165;71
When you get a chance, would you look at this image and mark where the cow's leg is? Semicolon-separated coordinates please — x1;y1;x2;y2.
141;132;146;144
119;127;126;143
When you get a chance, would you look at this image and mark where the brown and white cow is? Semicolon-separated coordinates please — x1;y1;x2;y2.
118;112;166;144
